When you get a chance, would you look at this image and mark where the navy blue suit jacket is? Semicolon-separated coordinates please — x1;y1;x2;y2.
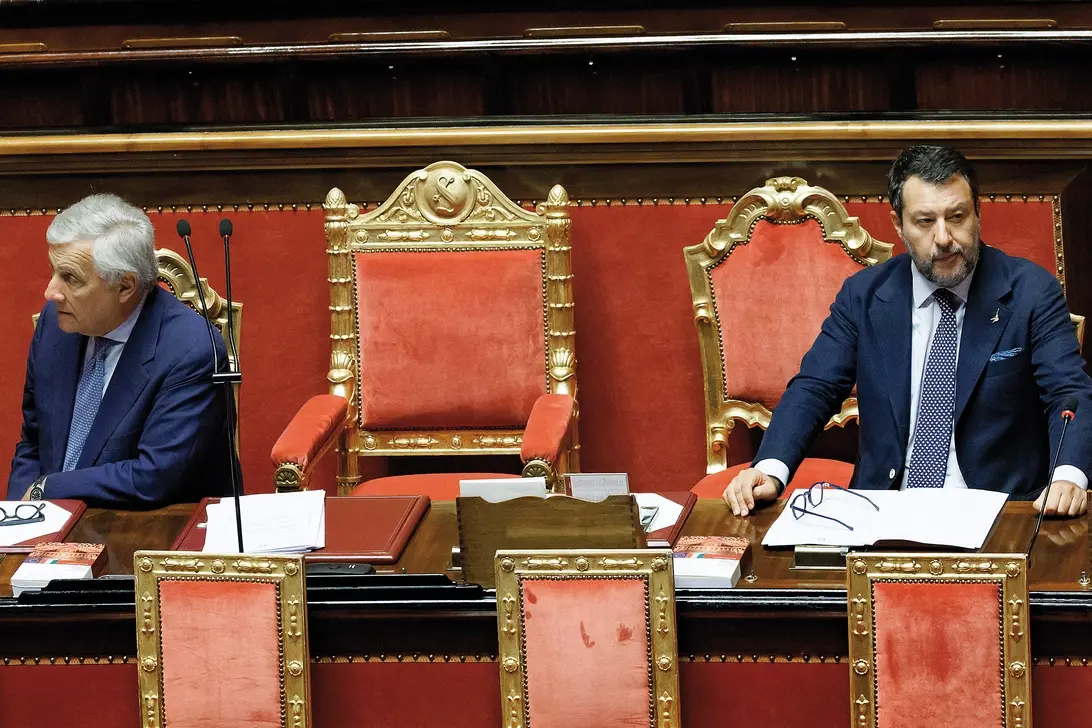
7;286;234;507
754;244;1092;498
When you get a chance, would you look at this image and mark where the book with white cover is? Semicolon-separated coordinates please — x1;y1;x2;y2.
761;488;1008;549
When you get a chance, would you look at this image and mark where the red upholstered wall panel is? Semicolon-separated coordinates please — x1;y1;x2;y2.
0;199;1060;494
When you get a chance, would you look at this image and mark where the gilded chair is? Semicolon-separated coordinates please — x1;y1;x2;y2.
271;161;579;497
685;177;893;497
495;549;680;728
134;551;311;728
847;553;1031;728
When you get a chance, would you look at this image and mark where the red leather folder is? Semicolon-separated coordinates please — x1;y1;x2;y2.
645;491;697;548
0;499;88;554
170;495;430;564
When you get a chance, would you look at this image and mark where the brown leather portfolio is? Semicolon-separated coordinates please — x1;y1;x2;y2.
170;495;430;564
1;499;88;554
645;491;697;548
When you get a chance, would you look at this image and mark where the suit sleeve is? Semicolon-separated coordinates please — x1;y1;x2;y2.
7;315;45;497
753;277;860;480
42;335;228;507
1029;274;1092;479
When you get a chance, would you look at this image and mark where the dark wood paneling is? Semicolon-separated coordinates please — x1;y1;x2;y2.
916;50;1092;111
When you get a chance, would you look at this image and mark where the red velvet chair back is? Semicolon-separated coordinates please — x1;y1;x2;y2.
322;161;579;487
134;551;311;728
495;549;680;728
683;176;894;473
847;553;1031;728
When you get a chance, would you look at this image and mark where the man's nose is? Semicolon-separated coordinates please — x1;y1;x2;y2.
44;276;63;303
934;220;952;247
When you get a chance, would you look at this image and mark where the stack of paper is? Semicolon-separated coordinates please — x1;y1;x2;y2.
762;488;1008;549
202;491;326;555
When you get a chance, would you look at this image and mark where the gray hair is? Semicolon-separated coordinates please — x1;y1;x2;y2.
47;193;157;292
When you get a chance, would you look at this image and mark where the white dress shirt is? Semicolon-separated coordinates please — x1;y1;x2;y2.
756;263;1087;491
82;295;147;396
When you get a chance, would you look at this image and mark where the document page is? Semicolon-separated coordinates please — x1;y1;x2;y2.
0;501;73;547
761;488;1008;549
203;491;326;554
633;492;685;533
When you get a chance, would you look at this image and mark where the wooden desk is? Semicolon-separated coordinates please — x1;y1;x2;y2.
1;500;1090;728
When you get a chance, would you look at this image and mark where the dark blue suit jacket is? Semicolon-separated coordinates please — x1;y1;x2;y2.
7;287;234;507
755;244;1092;498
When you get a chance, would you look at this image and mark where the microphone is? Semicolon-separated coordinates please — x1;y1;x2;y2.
175;218;244;553
215;218;241;381
1026;396;1080;566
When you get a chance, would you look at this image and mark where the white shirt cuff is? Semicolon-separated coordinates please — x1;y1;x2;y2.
753;458;791;490
1052;465;1088;490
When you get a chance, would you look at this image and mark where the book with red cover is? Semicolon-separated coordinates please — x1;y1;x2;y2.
645;491;697;548
170;495;430;564
21;541;107;574
0;499;88;554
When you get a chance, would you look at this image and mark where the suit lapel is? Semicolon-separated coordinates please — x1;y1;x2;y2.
869;261;914;448
76;289;160;468
50;331;86;471
954;247;1012;425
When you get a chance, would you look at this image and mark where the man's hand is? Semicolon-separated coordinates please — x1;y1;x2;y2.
1034;480;1088;517
21;484;34;501
722;468;782;517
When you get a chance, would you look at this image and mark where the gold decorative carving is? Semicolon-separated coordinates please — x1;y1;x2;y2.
876;560;921;573
855;694;869;728
362;435;377;450
451;434;462;449
598;556;643;570
287;660;304;676
683;176;889;473
523;557;568;570
284;561;299;576
651;557;667;572
274;462;305;493
852;559;867;575
1007;561;1022;578
234;559;277;574
575;556;590;571
853;659;870;675
656;591;670;636
657;655;673;671
502;656;519;673
929;559;944;575
141;593;155;636
284;599;304;640
506;692;523;728
952;560;998;574
162;557;203;573
141;656;157;672
1011;697;1026;728
659;691;674;728
1010;661;1026;678
387;436;440;449
138;558;153;573
1009;597;1024;641
851;595;869;636
472;435;523;448
210;559;225;574
501;594;517;635
289;695;305;728
143;692;158;728
499;558;515;573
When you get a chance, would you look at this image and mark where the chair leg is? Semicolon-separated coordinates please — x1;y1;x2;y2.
336;431;362;496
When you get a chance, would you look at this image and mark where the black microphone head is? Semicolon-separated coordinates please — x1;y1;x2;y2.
1063;396;1079;417
176;219;192;238
219;218;233;237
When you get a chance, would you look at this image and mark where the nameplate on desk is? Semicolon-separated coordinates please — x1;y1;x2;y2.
458;477;547;501
567;473;630;501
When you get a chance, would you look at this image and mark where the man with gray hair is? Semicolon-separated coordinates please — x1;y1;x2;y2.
7;193;233;507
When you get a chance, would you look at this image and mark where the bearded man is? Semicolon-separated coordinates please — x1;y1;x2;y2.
722;145;1092;518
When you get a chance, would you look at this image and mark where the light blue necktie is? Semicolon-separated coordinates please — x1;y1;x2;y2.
62;338;120;472
906;289;960;489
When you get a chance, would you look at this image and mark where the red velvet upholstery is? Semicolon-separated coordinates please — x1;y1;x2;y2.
520;393;576;463
691;458;854;499
521;577;651;728
270;394;348;470
711;219;864;410
873;581;1003;728
159;579;283;728
351;472;519;499
355;249;548;430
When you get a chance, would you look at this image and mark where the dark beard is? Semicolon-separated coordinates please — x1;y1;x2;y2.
908;239;981;288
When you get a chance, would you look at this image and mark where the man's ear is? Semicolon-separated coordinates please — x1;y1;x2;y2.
889;209;904;239
117;272;140;304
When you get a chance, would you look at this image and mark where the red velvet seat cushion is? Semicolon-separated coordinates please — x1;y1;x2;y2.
690;458;854;499
350;472;520;500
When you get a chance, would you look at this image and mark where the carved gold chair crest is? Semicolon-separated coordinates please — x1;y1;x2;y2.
495;549;680;728
684;177;893;484
847;553;1031;728
272;161;579;496
134;551;311;728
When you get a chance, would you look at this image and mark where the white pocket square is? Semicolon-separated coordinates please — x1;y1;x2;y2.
989;347;1024;362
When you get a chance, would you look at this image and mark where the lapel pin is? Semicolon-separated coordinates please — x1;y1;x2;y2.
990;308;1000;324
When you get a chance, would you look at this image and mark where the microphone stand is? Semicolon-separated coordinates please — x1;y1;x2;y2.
1026;408;1076;568
217;219;245;554
176;219;244;553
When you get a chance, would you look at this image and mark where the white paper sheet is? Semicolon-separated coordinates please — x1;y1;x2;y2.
458;477;548;502
633;492;685;533
202;491;326;554
761;488;1008;549
0;501;73;547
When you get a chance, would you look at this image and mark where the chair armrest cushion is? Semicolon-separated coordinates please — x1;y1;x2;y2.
520;394;576;464
270;394;349;471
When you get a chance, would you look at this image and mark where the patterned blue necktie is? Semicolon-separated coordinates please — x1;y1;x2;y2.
906;289;961;489
62;338;120;472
